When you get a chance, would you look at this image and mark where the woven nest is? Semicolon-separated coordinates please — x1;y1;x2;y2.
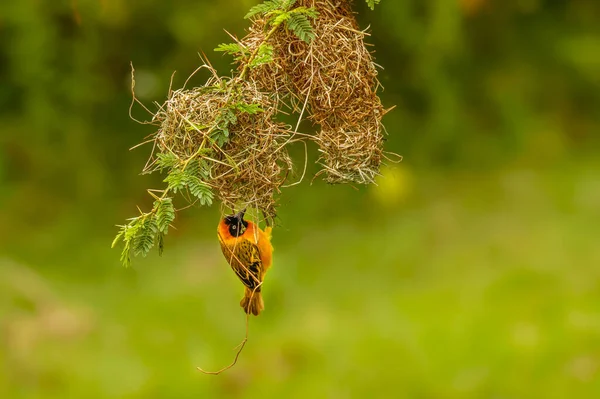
241;0;387;184
150;72;292;219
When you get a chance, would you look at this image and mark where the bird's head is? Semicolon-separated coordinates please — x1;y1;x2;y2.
223;209;248;237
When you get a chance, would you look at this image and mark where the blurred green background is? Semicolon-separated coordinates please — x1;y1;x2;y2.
1;0;600;398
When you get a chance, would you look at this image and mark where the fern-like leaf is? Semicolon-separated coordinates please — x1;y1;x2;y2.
270;11;291;28
112;227;126;248
186;176;214;206
245;0;299;19
245;0;285;19
156;152;179;171
210;130;229;147
184;159;200;177
219;108;237;126
210;107;237;146
365;0;381;10
286;13;315;43
155;198;175;234
164;168;186;193
115;216;145;267
123;217;143;242
294;6;319;19
249;43;274;67
215;43;243;54
215;43;248;62
120;243;131;268
133;217;157;257
235;103;264;114
184;159;210;179
198;159;211;179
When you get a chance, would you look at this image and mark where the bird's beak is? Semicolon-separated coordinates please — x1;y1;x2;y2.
234;208;246;221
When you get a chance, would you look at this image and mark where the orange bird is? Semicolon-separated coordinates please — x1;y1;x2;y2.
217;209;273;316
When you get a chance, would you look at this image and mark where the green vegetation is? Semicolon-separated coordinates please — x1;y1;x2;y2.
245;0;320;44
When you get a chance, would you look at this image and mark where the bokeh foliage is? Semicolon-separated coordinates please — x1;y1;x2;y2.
1;1;600;398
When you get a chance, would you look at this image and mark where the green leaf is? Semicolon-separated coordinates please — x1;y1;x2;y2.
156;152;179;170
365;0;381;10
115;217;145;267
210;107;237;147
294;6;319;19
270;11;291;28
215;43;248;62
186;176;214;206
198;159;211;179
219;108;237;126
155;198;175;234
133;217;158;257
286;12;315;43
235;103;264;114
215;43;243;54
164;168;186;193
183;159;200;177
120;243;131;268
249;43;274;68
123;216;143;243
281;0;297;10
185;158;211;179
210;129;229;147
111;227;126;248
245;0;290;19
183;158;211;179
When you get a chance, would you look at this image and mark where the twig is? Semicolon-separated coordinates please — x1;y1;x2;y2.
197;312;250;375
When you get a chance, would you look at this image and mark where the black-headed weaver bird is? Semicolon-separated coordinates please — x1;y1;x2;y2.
217;209;273;316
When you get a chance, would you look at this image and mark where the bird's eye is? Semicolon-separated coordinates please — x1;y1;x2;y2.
232;225;237;230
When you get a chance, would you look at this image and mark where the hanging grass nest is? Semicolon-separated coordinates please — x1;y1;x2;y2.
114;0;394;268
148;71;292;219
241;0;389;184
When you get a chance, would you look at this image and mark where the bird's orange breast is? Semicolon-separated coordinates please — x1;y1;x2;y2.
217;220;273;271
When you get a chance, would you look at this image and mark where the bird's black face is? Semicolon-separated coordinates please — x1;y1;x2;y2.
224;210;248;237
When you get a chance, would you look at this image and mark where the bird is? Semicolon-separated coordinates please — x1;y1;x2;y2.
217;209;273;316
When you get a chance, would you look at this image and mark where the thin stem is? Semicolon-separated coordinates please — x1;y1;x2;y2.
238;24;280;82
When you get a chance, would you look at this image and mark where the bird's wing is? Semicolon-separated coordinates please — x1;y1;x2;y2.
231;239;263;290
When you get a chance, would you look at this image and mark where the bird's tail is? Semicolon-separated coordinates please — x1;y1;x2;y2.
240;287;264;316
